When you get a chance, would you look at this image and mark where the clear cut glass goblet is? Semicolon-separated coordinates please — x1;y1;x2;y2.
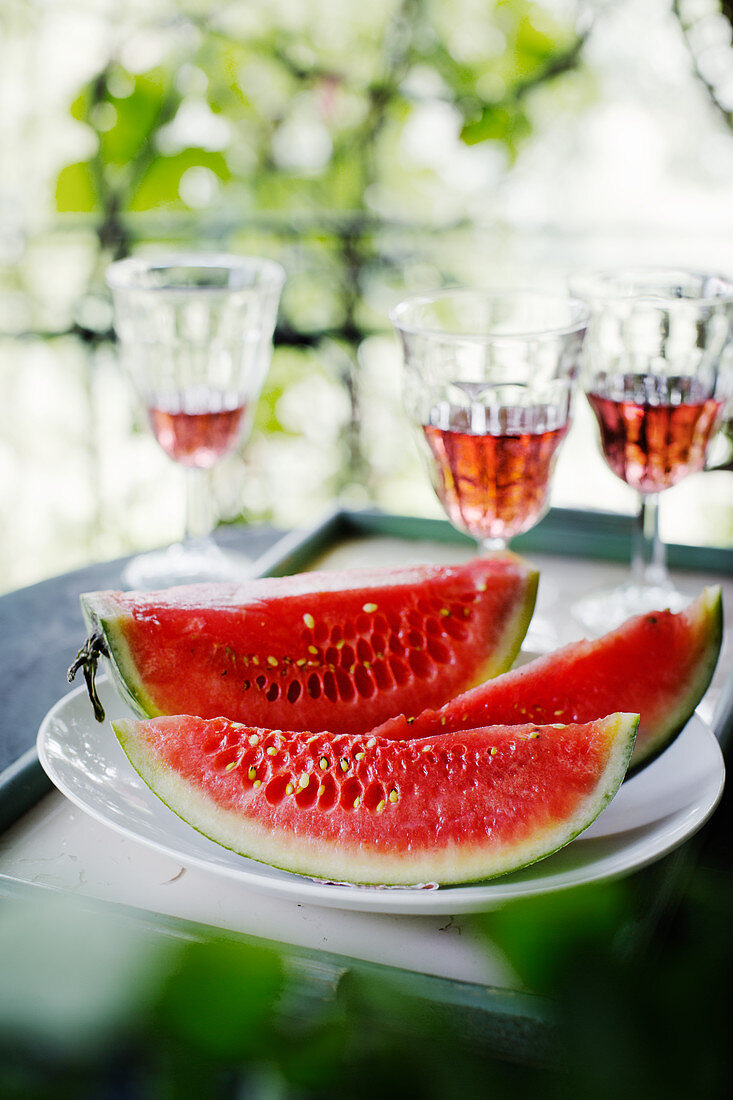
107;252;285;589
570;268;733;634
391;288;588;650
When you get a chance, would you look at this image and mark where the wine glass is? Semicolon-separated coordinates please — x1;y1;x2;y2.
391;288;588;650
107;252;285;589
570;268;733;633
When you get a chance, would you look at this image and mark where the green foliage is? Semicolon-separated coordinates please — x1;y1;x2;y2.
49;0;590;520
53;2;588;228
129;149;231;211
472;880;632;995
3;856;732;1098
153;936;285;1064
55;161;98;213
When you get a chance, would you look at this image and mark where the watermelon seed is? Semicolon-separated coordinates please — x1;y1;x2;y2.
308;645;319;656
298;772;310;789
366;737;377;748
440;608;450;617
303;613;315;629
266;747;278;757
363;603;378;613
253;780;262;789
376;800;385;812
354;751;365;760
248;766;257;781
317;784;325;797
267;656;278;667
249;734;260;746
340;758;350;772
336;639;345;649
490;748;497;756
296;658;307;667
225;754;244;772
319;756;329;770
353;797;361;809
286;783;294;795
388;789;399;803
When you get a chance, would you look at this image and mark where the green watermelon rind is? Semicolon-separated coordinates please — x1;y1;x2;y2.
470;565;538;684
627;585;723;774
80;558;539;727
112;712;638;887
81;594;163;721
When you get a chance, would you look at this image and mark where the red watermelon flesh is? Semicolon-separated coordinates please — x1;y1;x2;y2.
79;555;538;734
372;587;722;772
113;711;638;885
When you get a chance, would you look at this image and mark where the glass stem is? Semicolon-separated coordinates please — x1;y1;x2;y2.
478;536;508;556
184;467;215;544
631;493;669;590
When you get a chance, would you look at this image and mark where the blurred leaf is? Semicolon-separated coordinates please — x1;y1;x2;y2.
128;149;231;211
204;38;250;113
70;86;93;122
100;68;171;166
461;104;531;154
510;12;560;77
155;937;284;1059
472;881;632;995
55;161;99;212
277;1015;349;1091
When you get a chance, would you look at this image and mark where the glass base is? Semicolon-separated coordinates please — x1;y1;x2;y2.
572;579;691;637
121;538;252;590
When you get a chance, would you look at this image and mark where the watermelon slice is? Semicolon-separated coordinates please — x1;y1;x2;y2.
73;555;538;733
113;711;639;885
373;587;723;773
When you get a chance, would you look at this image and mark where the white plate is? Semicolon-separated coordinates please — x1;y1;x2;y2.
37;678;725;916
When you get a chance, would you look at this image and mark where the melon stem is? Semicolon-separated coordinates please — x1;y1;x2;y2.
67;630;109;723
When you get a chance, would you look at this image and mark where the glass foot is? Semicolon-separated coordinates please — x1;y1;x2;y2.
121;539;252;590
572;580;691;637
